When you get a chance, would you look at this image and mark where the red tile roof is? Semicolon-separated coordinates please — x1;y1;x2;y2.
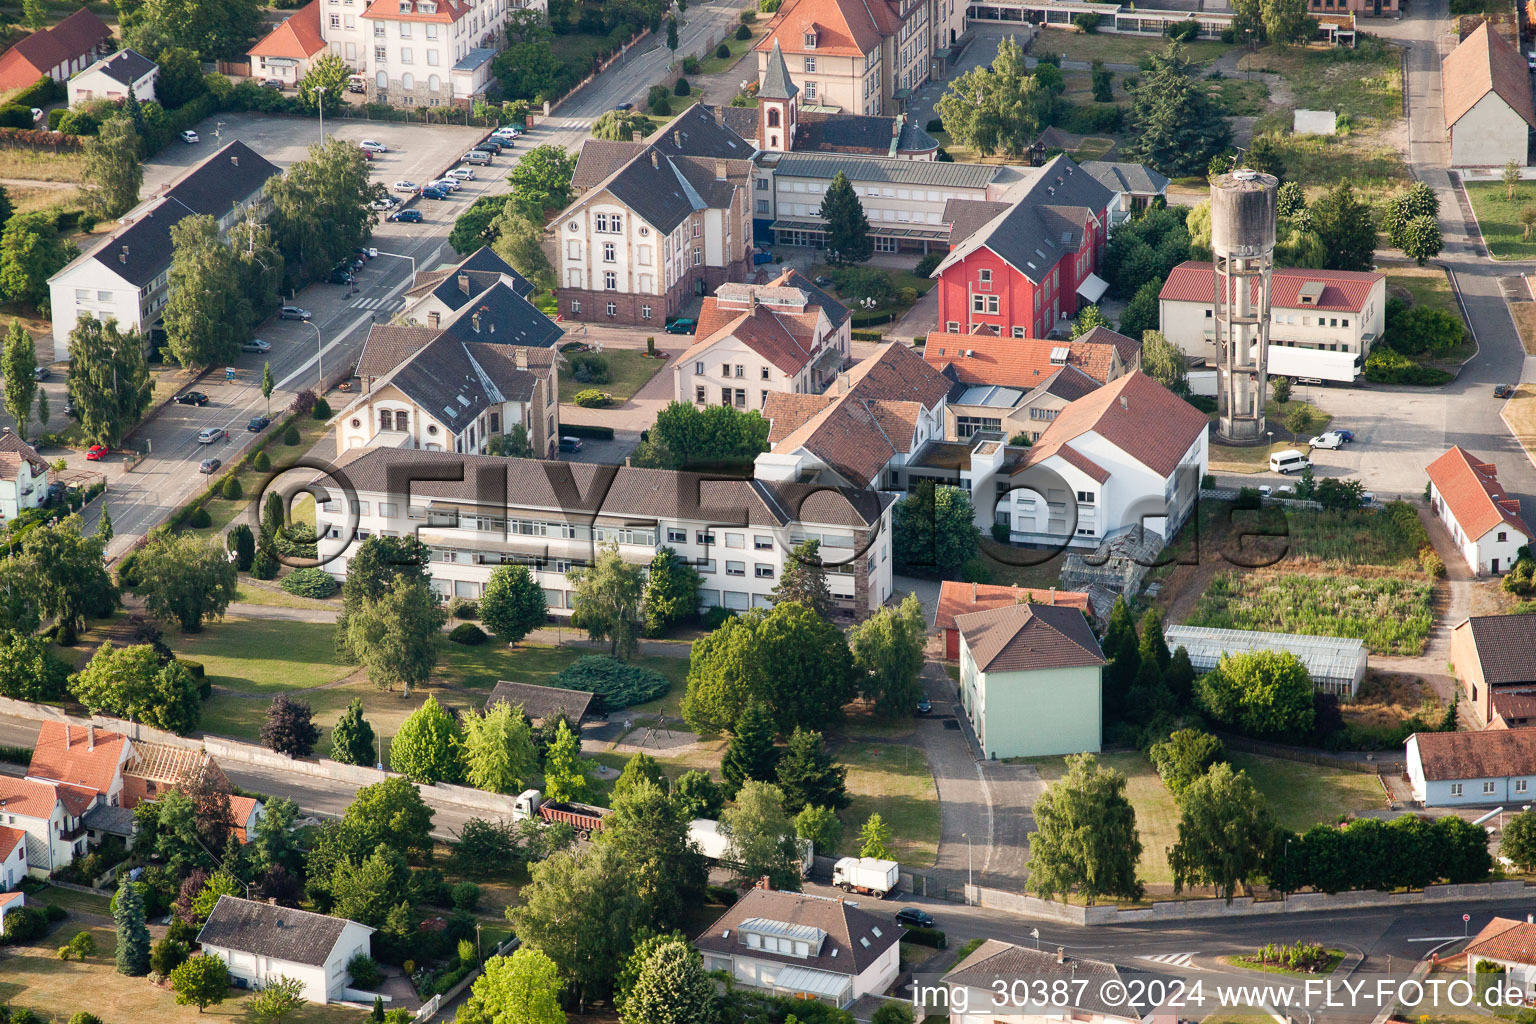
249;0;327;60
1158;261;1384;314
1467;918;1536;965
1019;371;1208;480
935;580;1090;631
754;0;898;58
1412;728;1536;781
954;602;1105;672
0;8;110;90
0;891;23;910
0;777;64;820
27;721;127;797
47;8;111;56
924;332;1135;387
764;392;835;442
1426;445;1531;541
680;299;825;375
1443;22;1536;131
361;0;469;21
0;824;25;860
229;795;261;843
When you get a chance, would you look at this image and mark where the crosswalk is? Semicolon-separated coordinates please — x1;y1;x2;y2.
350;296;405;312
1136;952;1197;967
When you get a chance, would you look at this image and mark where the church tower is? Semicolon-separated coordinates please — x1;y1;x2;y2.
758;39;799;152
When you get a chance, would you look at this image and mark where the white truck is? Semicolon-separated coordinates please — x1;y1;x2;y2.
689;818;814;878
832;856;900;898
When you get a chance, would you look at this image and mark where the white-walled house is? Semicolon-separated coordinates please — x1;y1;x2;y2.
1426;446;1531;575
1442;23;1535;169
197;897;374;1005
314;448;896;616
693;883;900;1007
1405;729;1536;806
956;602;1106;759
0;826;28;890
67;48;157;106
0;432;50;523
1466;919;1536;993
0;776;95;875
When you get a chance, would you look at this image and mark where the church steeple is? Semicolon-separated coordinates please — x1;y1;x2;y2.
759;39;798;152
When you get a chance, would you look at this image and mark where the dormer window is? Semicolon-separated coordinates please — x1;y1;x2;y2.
803;29;817;48
399;0;410;11
420;0;435;9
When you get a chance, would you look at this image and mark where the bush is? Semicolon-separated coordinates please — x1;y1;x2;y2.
1;905;47;944
151;936;190;975
221;476;243;500
554;654;670;710
446;596;480;620
716;41;731;57
1165;18;1200;40
47;108;66;130
560;423;615;439
1420;548;1445;579
281;567;338;598
899;926;947;948
915;251;943;278
736;23;752;39
0;105;34;129
675;77;692;96
1060;102;1122;134
1073;11;1100;31
312;396;332;419
700;605;736;630
348;953;384;988
188;506;212;529
682;55;701;74
43;904;66;922
707;884;739;904
283;425;301;445
451;881;481;910
569;353;610;384
117;549;142;589
449;622;489;645
1364;346;1453;386
253;450;271;472
290;390;317;416
573;388;611;407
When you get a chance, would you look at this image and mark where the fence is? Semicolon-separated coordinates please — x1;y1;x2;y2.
413;935;520;1022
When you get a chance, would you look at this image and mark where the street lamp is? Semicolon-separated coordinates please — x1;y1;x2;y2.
1266;429;1274;458
476;922;483;963
303;318;323;387
960;832;973;898
373;249;417;283
315;86;327;142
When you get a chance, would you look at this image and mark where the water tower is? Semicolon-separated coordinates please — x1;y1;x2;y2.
1210;168;1278;445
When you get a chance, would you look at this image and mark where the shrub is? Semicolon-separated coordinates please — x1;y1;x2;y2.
675;77;692;96
43;904;66;922
915;251;943;278
47;108;66;130
451;881;481;910
281;567;338;598
221;476;243;500
283;425;301;445
312;397;332;419
573;388;611;407
1363;347;1453;386
69;1015;104;1024
0;105;34;129
1073;11;1101;31
117;549;142;589
290;390;317;416
348;953;384;988
187;506;212;529
682;55;701;74
716;41;731;57
700;605;736;630
1165;18;1200;40
569;353;610;383
151;936;190;975
253;450;271;472
1;905;47;944
1420;548;1445;579
554;654;670;709
926;117;943;133
899;926;947;948
446;596;480;620
707;884;739;904
449;622;489;645
736;23;752;39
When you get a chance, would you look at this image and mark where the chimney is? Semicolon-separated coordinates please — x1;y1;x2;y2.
631;131;642;143
458;272;471;296
673;131;681;148
757;875;771;890
715;159;727;181
230;155;238;167
838;371;850;393
714;105;725;126
1119;396;1129;411
471;313;481;333
1057;947;1066;965
971;581;977;601
515;348;528;370
1049;587;1056;605
650;151;658;168
64;723;70;745
88;725;95;750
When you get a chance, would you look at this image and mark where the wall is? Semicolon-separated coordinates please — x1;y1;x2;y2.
976;662;1101;759
1451;93;1529;168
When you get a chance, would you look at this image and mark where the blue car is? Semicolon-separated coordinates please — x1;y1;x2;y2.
1335;429;1355;443
420;187;448;200
389;209;423;223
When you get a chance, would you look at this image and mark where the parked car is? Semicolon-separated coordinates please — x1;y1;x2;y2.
86;444;109;461
197;427;228;444
558;436;583;453
393;180;418;192
32;366;50;381
370;197;399;211
1268;449;1311;475
462;150;492;165
474;140;503;154
1308;431;1345;450
420;186;448;200
347;75;366;94
260;78;284;89
174;391;209;406
612;102;633;111
360;140;388;153
280;305;311;320
430;178;459;192
199;457;221;474
345;256;366;272
329;268;354;285
241;338;272;353
916;698;932;715
1334;428;1356;443
1361;491;1377;507
354;247;378;260
247;415;271;433
664;317;696;335
448;168;476;180
1496;383;1517;398
389;209;423;223
180;130;199;144
895;908;935;928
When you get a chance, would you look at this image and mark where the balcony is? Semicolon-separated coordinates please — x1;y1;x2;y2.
59;822;87;841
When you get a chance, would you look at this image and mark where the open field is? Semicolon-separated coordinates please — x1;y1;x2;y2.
1465;181;1536;260
1031;27;1231;66
839;742;940;867
1241;39;1401;128
1185;570;1433;655
0;148;85;183
233;578;340;611
558;346;669;404
1282;506;1428;570
1205;78;1268;117
1384;264;1460;318
1506;386;1536;466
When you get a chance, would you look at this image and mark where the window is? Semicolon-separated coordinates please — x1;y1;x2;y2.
971;294;998;314
1077;491;1095;505
641;305;652;319
426;22;438;37
399;20;412;36
1520;780;1530;794
803;30;817;47
761;366;770;380
375;22;386;35
1012;326;1025;338
696;531;718;546
401;48;414;65
603;242;616;262
735;388;746;407
697;558;716;573
946;321;960;332
604;271;616;290
721;388;732;405
979;268;992;286
606;302;617;317
804;56;816;71
693;247;702;265
571;299;581;313
1484;781;1498;795
735;364;745;378
754;535;773;550
330;13;341;26
755;564;774;578
695;385;706;403
375;45;387;61
726;560;746;576
767;107;780;128
400;71;414;90
667;528;687;543
380;502;398;517
1451;783;1463;797
804;81;817;101
695;361;705;375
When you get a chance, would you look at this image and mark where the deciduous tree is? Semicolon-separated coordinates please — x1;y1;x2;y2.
541;719;594;803
83;114;143;220
136;531;239;632
601;779;706;930
935;36;1049;157
893;480;982;574
1261;0;1310;48
642;547;700;636
459;948;566;1024
461;699;538;794
298;53;350;113
336;535;432;659
341;776;435;861
507;144;577;216
1169;762;1278;901
171;954;232;1012
672;770;723;819
2;319;35;432
630;400;770;470
848;593;926;717
1139;330;1189;395
347;576;446;696
1;211;77;313
1399;215;1443;267
70;642;201;733
793;804;842;855
618;940;711;1024
261;694;321;758
1027;753;1143;902
612;752;668;800
1071;305;1112;338
1311;183;1377;272
1504;810;1536;872
163;213;248;369
568;540;644;659
490;204;557;292
65;315;152;446
249;975;306;1024
858;812;893;859
722;780;802;889
0;634;68;701
1149;728;1225;795
480;564;548;646
268;138;382;289
389;695;465;783
1195;649;1315;739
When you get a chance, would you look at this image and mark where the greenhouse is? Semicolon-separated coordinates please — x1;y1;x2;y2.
1165;625;1368;697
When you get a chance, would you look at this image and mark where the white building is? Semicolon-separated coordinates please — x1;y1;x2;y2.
0;776;95;875
1158;261;1386;383
0;827;28;890
674;270;851;407
1426;445;1532;576
693;883;901;1007
0;432;50;522
1406;729;1536;806
314;448;896;616
1164;625;1367;698
197;896;375;1005
66;48;157;106
1466;919;1536;994
47;141;281;359
1442;23;1535;169
247;0;327;87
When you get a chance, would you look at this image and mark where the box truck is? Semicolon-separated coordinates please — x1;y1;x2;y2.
689;818;813;878
832;856;899;898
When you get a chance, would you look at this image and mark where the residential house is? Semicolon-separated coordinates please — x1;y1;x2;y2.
1081;160;1170;227
0;431;50;523
313;448;897;615
26;721;133;809
0;826;28;890
229;796;265;843
1427;446;1532;575
931;155;1114;338
1449;615;1536;728
338;297;562;458
693;881;900;1007
400;245;538;328
1158;262;1387;383
1406;728;1536;806
1465;919;1536;995
1442;23;1534;168
485;680;594;727
922;328;1141;441
673;271;851;408
0;776;95;875
48;141;282;358
994;371;1209;549
755;341;952;492
118;737;230;809
0;8;111;92
0;890;23;929
197;896;375;1004
934;579;1090;659
247;0;328;88
942;941;1176;1024
956;602;1106;759
66;49;158;106
557;104;756;326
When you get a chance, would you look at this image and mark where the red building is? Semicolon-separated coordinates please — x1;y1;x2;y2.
932;155;1113;340
934;580;1092;660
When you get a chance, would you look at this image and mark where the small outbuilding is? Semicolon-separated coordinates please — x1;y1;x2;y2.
1164;625;1367;697
1405;729;1536;806
196;896;374;1004
485;680;594;727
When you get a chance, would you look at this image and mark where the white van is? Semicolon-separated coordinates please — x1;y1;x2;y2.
1268;449;1311;475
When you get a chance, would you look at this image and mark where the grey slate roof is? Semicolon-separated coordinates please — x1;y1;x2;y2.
452;48;495;72
486;681;595;724
573;139;644;190
953;601;1105;673
87;48;155;87
715;104;760;142
942;199;1010;247
1028;364;1102;403
82;803;136;836
1081;160;1170;197
694;888;897;977
435;279;564;350
796;111;938;157
937;155;1113;285
773;152;1001;189
385;335;554;425
776;267;850;329
197;896;367;967
759;39;799;101
1463;615;1536;684
356;325;438;379
414;246;534;311
648;103;755;161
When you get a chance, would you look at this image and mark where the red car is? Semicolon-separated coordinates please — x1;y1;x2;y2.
85;444;109;461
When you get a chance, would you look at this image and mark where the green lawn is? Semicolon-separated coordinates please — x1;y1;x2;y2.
1241;38;1401;129
1186;571;1433;655
1466;180;1536;260
1204;77;1268;116
1032;27;1231;66
1034;752;1181;887
559;347;668;404
42;884;111;917
233;579;339;611
839;742;939;868
185;411;335;537
1385;265;1459;317
695;16;768;75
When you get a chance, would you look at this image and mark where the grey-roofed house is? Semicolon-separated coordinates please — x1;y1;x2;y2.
486;680;595;725
1082;160;1170;224
196;896;374;1004
942;941;1177;1024
954;602;1106;759
49;141;281;358
67;47;157;106
556;102;756;326
693;883;900;1007
1451;614;1536;728
404;246;534;322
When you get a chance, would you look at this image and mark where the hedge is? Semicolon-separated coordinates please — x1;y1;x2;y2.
561;423;614;440
850;310;895;327
900;926;947;948
554;655;670;710
573;388;611;408
10;76;63;109
850;330;883;342
281;567;338;598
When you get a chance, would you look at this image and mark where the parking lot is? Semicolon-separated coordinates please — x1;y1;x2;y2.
141;112;491;199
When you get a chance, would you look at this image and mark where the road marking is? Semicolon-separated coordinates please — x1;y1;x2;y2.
1137;952;1197;967
350;296;404;311
1407;936;1468;943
